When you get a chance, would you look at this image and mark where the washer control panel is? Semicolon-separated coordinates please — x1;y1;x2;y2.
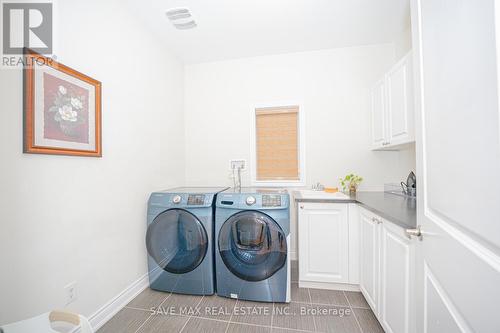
245;196;256;206
188;194;206;205
216;191;289;209
262;194;282;207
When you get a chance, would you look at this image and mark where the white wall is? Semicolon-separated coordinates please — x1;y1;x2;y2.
394;21;413;59
184;45;416;258
184;45;415;190
0;0;185;324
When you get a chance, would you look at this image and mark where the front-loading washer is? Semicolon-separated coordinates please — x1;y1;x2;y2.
215;187;291;303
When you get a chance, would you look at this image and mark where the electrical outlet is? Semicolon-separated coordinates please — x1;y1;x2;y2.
64;282;77;305
230;159;246;170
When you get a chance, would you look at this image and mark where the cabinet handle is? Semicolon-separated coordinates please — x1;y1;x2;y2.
405;226;423;240
300;205;304;209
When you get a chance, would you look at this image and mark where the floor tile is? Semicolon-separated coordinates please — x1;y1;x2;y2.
97;308;150;333
309;288;349;306
194;295;237;321
290;283;310;303
271;328;309;333
231;300;273;326
311;305;361;333
159;293;204;315
181;317;228;333
100;284;384;333
291;263;299;282
345;291;370;309
226;323;271;333
354;308;385;333
272;302;315;331
127;288;170;310
136;313;188;332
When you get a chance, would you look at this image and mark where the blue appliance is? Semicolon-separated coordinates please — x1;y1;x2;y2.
146;187;227;295
215;187;291;303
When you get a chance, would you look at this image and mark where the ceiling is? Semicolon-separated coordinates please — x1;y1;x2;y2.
125;0;410;64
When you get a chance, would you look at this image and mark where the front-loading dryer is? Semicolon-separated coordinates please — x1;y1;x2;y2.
215;187;291;303
146;187;227;295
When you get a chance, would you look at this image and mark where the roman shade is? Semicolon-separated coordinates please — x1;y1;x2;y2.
255;106;299;181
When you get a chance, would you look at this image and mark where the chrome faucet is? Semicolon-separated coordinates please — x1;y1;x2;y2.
312;182;325;191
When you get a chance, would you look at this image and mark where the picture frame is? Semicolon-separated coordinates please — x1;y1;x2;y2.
23;48;102;157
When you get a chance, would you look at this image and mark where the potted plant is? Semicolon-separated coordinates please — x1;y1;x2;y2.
340;174;363;194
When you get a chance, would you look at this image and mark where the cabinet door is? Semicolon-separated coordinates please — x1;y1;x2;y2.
359;208;380;312
370;78;387;148
380;221;415;333
298;203;349;284
386;53;415;145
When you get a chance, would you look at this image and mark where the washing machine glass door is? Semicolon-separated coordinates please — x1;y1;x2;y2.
146;209;208;274
218;211;287;281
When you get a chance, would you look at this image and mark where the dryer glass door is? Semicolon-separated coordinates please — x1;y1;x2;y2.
146;209;208;274
218;211;287;281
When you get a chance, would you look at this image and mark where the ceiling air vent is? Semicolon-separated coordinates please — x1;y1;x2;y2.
166;8;197;30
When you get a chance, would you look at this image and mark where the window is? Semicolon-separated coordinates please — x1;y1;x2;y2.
253;105;303;185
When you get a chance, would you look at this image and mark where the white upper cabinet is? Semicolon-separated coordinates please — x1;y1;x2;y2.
370;51;415;150
298;202;349;285
370;78;386;149
386;54;415;145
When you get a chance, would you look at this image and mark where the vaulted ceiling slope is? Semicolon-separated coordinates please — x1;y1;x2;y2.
125;0;410;64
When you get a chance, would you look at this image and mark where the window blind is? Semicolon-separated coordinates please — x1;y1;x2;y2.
255;106;299;181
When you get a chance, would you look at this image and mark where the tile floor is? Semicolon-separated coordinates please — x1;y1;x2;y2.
98;262;384;333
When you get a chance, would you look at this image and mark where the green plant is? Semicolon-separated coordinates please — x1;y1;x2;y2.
340;174;363;192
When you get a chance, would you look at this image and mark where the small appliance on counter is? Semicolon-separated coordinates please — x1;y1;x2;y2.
384;171;417;198
401;171;416;197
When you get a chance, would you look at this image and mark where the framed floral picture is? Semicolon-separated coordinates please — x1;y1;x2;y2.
24;48;102;157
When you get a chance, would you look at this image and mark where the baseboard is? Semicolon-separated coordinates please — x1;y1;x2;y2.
298;280;360;292
88;273;149;331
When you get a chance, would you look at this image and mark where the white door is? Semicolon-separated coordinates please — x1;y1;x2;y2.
380;220;415;333
411;0;500;332
371;78;387;148
298;203;349;284
359;208;380;312
386;53;414;145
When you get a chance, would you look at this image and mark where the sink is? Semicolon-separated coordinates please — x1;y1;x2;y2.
298;190;351;200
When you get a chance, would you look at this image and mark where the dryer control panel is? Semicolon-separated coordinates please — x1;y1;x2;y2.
187;194;206;205
149;192;219;208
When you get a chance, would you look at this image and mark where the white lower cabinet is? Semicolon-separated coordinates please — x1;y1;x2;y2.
380;221;416;333
297;202;416;332
298;202;349;284
359;207;381;311
358;207;416;333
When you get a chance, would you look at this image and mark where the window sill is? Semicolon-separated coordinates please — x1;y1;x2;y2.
252;180;305;188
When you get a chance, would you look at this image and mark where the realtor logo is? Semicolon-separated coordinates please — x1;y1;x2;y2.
2;2;53;54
